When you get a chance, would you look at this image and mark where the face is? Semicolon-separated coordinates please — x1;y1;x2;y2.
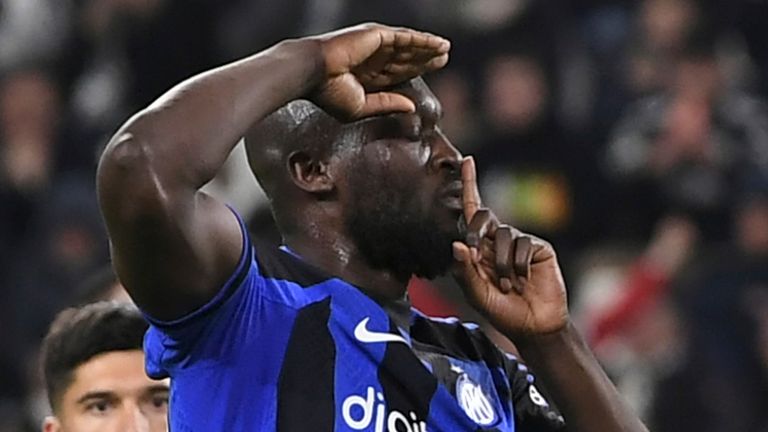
0;71;58;138
484;55;547;132
342;79;464;280
44;350;169;432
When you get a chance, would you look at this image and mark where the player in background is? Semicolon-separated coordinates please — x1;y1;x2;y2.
40;302;169;432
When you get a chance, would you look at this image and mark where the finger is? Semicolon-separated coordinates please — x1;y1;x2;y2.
391;29;450;53
356;92;416;118
513;236;533;279
461;156;482;223
382;62;427;78
513;276;526;295
465;209;497;261
494;225;514;293
366;53;449;88
392;46;448;63
383;51;449;74
452;241;487;292
424;53;450;71
386;54;449;76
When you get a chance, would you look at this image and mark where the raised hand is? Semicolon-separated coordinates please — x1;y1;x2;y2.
452;157;569;338
308;23;450;121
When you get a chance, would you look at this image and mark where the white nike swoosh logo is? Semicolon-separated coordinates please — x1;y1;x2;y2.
354;317;408;344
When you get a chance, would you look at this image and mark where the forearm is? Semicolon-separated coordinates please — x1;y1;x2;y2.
514;322;648;432
106;38;323;190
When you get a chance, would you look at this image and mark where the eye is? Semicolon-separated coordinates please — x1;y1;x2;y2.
152;395;169;408
85;399;114;415
145;393;169;413
367;115;422;143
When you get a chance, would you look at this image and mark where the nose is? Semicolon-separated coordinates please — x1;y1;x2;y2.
429;129;462;174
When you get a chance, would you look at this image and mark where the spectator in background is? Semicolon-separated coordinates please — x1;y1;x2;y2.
0;69;60;260
577;189;768;432
476;53;557;216
632;0;702;91
57;0;221;152
2;177;108;431
0;65;97;277
40;302;168;432
475;52;589;261
606;39;768;242
6;177;107;353
659;190;768;432
0;0;71;70
0;68;66;421
426;69;480;152
71;0;219;111
588;0;703;130
580;216;698;421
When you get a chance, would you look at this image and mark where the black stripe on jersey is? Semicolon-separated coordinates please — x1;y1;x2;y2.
378;320;438;427
253;240;332;288
277;298;335;432
410;316;504;369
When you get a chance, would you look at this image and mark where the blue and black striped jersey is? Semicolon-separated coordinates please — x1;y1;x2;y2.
143;213;566;431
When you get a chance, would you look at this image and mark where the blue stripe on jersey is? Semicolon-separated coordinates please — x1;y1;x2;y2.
325;287;393;431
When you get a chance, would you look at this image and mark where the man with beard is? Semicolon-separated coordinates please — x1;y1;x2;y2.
97;23;647;431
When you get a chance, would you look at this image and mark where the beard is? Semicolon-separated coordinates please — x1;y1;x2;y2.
345;163;462;282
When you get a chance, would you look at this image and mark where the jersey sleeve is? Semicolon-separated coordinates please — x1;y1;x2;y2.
141;207;261;379
503;351;568;431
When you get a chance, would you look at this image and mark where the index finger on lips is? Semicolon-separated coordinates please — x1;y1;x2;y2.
462;156;482;223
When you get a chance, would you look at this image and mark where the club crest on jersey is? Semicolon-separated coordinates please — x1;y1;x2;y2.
455;373;497;426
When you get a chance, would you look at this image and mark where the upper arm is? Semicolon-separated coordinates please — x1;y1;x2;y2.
97;131;244;321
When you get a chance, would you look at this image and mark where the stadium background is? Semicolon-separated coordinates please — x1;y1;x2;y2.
1;0;767;430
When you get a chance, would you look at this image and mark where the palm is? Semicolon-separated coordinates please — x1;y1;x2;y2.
310;24;450;120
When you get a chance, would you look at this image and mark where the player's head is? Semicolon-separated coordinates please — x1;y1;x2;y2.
40;302;168;432
246;77;464;281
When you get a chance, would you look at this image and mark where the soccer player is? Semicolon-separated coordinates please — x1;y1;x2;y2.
97;23;648;431
40;302;169;432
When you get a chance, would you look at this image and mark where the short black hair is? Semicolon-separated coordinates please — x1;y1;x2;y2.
40;302;148;412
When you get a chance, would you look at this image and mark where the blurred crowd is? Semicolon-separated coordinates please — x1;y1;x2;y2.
0;0;766;431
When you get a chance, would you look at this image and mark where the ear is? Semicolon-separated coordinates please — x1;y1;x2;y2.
287;151;334;194
43;416;61;432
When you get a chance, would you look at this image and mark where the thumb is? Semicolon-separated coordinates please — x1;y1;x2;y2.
452;242;486;295
355;92;415;118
